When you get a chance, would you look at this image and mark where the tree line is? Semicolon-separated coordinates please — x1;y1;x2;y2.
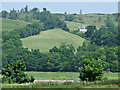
2;23;119;72
2;6;69;32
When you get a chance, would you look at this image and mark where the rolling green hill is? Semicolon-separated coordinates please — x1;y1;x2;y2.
55;14;118;32
21;28;85;52
2;18;29;31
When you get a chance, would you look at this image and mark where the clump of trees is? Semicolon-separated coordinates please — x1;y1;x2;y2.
105;17;114;28
85;25;96;38
91;26;118;46
1;6;69;32
2;21;119;72
2;60;35;84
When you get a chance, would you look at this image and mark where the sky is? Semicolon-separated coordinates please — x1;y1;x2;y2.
2;2;118;14
1;0;119;2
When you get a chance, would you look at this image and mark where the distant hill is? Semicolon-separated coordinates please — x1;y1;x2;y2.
21;28;85;52
54;13;118;31
2;18;30;31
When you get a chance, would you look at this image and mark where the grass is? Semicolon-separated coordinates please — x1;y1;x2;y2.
2;18;29;31
21;28;85;52
2;71;119;88
25;72;119;81
2;80;119;88
25;72;80;80
65;21;86;32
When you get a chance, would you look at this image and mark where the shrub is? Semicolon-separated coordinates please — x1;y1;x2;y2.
2;60;35;84
79;59;105;82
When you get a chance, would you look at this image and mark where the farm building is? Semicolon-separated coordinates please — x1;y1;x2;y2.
78;26;87;32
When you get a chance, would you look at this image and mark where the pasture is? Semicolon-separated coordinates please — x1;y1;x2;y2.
2;72;119;88
2;18;29;31
21;28;85;52
65;21;87;32
25;72;119;81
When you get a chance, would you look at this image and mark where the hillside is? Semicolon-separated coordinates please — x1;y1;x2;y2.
2;18;29;31
65;21;87;32
55;13;118;31
21;28;85;52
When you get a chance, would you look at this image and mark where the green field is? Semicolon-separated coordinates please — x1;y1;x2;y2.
65;21;87;32
21;28;85;52
2;80;119;88
25;72;119;80
2;18;29;31
3;72;119;88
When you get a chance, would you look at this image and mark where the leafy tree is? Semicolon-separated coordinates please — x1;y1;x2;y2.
65;15;74;21
91;27;118;46
105;17;114;28
25;15;30;22
79;59;105;81
64;12;67;14
98;17;101;22
80;9;82;15
2;10;8;18
24;5;28;12
85;25;96;38
31;7;39;13
43;8;47;12
9;9;18;20
2;60;35;84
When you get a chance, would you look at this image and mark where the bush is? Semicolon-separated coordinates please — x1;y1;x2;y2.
2;60;35;84
79;59;105;82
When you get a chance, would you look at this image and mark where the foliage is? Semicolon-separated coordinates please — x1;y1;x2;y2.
85;25;96;38
105;17;114;28
2;80;119;88
8;9;18;20
2;60;35;84
2;10;8;18
79;59;105;81
91;27;118;46
1;6;119;73
2;6;69;32
65;15;75;21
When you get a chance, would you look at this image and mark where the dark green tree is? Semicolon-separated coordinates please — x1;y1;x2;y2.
80;9;82;15
85;25;96;38
24;5;28;12
2;60;35;84
2;10;8;18
105;17;114;28
43;8;47;12
79;59;105;81
9;9;18;20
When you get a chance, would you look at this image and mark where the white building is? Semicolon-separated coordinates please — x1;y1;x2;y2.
78;26;87;32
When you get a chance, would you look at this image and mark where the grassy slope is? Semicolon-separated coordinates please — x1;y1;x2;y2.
2;18;29;31
65;21;87;32
21;28;85;52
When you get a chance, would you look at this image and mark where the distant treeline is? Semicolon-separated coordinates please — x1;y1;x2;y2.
2;6;69;31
